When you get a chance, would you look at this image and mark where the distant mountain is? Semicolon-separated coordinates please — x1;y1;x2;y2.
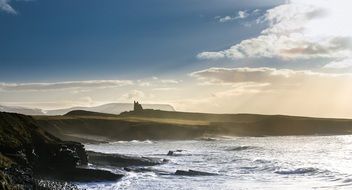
0;103;175;116
0;104;45;115
45;103;175;115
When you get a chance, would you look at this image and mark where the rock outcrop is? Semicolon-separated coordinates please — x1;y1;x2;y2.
167;150;184;156
174;170;217;176
0;112;122;189
87;151;167;167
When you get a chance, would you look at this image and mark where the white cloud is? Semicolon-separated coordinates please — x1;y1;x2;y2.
138;80;151;87
160;79;179;84
219;16;232;23
238;10;249;19
0;0;33;14
218;10;250;23
212;82;269;97
323;59;352;69
121;90;145;100
0;0;16;14
197;51;225;59
152;87;177;91
200;0;352;61
0;80;133;91
190;67;352;86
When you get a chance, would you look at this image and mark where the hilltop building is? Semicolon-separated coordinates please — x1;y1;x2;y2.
133;101;143;111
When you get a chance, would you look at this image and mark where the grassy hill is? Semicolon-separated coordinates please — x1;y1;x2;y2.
34;109;352;142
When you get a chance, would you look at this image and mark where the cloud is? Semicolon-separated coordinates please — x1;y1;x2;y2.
160;79;179;84
152;87;177;91
198;35;352;60
200;1;352;61
0;0;34;14
0;80;133;91
218;10;250;23
186;66;352;117
2;96;98;110
190;67;352;86
212;82;270;97
121;90;145;100
138;80;151;87
323;59;352;69
0;0;16;14
197;52;225;59
136;78;180;87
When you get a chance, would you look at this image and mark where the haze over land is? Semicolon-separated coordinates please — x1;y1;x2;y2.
0;103;175;115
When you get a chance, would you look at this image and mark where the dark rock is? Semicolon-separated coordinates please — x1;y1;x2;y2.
36;167;123;182
166;150;184;156
197;137;217;141
124;167;171;175
2;166;35;189
174;169;217;176
87;151;167;167
225;146;255;151
0;111;123;186
63;141;88;166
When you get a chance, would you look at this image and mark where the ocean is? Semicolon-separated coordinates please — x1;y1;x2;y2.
78;135;352;190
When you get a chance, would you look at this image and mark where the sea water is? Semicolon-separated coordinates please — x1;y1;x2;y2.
78;136;352;190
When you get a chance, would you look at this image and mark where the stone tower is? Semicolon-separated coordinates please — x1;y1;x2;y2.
133;101;143;111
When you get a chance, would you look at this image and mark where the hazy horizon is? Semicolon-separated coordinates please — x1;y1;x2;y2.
2;0;352;118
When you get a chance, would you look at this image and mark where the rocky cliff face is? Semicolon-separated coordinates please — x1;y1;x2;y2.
0;112;121;189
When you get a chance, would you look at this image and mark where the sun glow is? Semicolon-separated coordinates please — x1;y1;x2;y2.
293;0;352;37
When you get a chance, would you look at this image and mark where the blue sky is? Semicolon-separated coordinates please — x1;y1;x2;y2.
1;0;352;118
0;0;283;82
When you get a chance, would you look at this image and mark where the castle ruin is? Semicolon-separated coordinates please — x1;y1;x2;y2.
133;101;143;111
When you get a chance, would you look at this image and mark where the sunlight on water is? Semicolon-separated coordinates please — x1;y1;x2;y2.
80;136;352;190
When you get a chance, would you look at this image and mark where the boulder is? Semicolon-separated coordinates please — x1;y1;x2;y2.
167;150;184;156
36;167;123;182
175;170;217;176
124;167;171;175
87;151;167;167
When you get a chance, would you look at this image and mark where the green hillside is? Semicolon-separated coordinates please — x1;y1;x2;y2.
34;110;352;142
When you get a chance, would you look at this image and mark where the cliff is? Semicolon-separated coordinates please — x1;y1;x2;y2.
0;112;122;189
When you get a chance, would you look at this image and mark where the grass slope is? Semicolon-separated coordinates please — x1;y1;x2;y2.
33;109;352;142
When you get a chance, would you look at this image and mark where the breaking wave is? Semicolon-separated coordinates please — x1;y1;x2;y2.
225;146;257;151
109;140;154;144
274;167;324;175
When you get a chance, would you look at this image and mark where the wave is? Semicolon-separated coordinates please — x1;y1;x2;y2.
225;146;257;151
196;135;238;141
109;140;154;144
274;167;322;175
196;137;219;141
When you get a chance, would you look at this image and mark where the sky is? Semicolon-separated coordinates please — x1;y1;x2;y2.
1;0;352;118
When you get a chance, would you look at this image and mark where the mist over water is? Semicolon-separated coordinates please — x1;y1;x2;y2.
80;136;352;190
